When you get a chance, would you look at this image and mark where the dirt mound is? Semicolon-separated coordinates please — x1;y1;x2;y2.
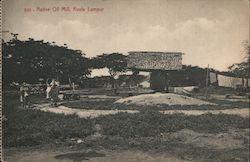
115;93;216;106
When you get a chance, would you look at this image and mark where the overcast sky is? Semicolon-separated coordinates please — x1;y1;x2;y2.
2;0;249;71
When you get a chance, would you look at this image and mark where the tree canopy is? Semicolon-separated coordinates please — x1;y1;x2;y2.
2;34;90;84
228;40;249;78
90;53;127;77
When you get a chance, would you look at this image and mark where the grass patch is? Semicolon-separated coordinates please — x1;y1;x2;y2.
3;93;96;147
93;110;249;138
63;99;248;111
62;98;117;110
3;92;249;148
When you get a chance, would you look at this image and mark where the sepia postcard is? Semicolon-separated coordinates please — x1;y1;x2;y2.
1;0;249;161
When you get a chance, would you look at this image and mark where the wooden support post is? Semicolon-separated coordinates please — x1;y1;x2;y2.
205;64;209;99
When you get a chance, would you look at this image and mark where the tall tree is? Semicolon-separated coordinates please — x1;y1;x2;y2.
90;53;127;87
2;34;90;85
90;53;127;76
228;40;249;78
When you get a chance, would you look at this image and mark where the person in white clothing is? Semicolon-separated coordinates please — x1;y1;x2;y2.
50;78;60;106
46;78;51;99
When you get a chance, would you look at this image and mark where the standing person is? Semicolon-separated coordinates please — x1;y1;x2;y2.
23;87;30;108
50;79;60;107
19;83;25;107
50;79;56;106
46;78;51;99
20;82;30;108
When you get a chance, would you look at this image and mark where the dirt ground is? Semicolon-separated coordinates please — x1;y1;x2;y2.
33;103;248;118
4;128;249;162
33;103;139;119
2;90;250;162
160;108;249;118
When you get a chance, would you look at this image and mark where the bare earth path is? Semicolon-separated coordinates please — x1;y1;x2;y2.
33;103;249;118
33;104;139;119
160;108;249;118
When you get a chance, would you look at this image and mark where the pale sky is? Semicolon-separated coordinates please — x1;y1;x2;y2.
2;0;249;71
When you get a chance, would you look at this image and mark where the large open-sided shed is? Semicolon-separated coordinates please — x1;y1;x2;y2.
127;51;184;91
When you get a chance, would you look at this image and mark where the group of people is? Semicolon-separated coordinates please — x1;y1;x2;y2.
20;78;60;108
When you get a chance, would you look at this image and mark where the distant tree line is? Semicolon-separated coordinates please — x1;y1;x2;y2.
2;34;127;87
2;34;90;85
2;34;248;88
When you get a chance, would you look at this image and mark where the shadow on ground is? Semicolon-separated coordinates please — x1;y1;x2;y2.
54;151;105;162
